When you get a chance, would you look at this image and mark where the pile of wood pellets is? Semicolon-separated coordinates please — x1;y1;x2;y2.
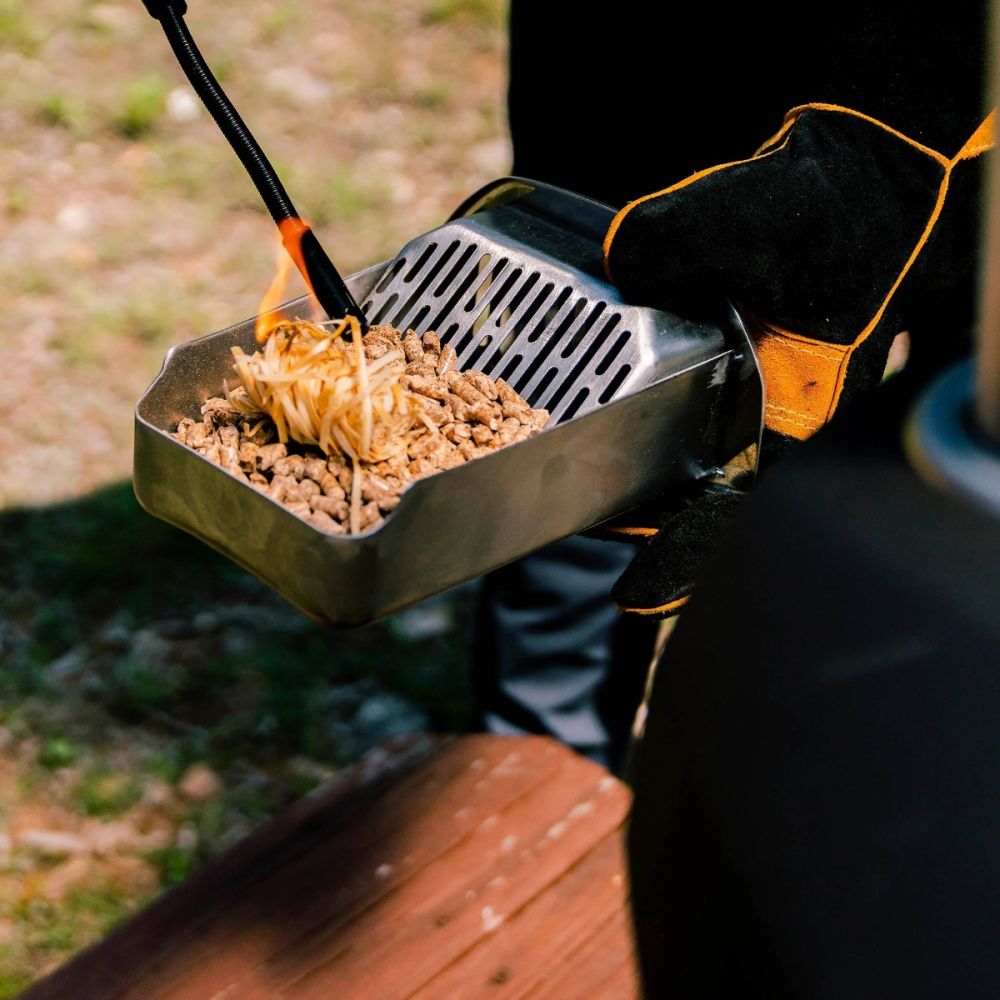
172;325;549;535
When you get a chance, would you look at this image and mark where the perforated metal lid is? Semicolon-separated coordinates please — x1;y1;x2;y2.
359;179;704;424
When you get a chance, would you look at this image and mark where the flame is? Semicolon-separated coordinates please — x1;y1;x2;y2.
254;217;320;343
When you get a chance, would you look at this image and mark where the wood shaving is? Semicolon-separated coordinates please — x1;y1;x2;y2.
172;321;549;535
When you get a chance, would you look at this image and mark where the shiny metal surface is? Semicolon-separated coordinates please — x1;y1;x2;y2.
361;178;723;423
906;360;1000;515
134;180;763;627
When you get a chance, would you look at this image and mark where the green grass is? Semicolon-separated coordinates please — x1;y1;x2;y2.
413;85;452;110
0;479;476;758
0;970;35;1000
421;0;500;26
53;285;202;367
113;74;169;139
65;885;136;936
0;0;44;55
148;141;245;201
0;885;148;999
10;263;55;295
145;845;198;889
36;93;88;133
73;768;142;818
143;748;186;784
0;477;476;992
259;2;303;41
26;603;80;668
317;168;373;224
2;486;231;624
4;183;29;215
36;736;79;771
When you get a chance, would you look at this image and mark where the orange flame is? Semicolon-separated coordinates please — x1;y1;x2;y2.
254;217;320;343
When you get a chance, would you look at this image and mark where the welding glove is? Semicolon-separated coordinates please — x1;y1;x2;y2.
599;103;994;617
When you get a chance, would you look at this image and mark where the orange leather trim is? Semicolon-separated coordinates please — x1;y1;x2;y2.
601;525;659;537
747;316;851;440
776;103;951;164
616;595;690;617
954;109;995;161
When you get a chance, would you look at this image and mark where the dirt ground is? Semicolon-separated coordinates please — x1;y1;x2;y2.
0;0;511;508
0;1;511;992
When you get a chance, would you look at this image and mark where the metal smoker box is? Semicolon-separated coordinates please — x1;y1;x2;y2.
134;178;762;627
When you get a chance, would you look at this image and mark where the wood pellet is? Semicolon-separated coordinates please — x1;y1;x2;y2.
172;325;549;535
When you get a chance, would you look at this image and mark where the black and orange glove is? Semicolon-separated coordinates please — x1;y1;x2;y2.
600;103;994;617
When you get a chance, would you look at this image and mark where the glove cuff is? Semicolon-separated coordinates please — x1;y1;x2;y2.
741;310;856;440
611;483;747;618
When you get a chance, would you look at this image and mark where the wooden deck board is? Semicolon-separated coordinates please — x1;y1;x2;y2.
21;734;638;1000
524;907;639;999
142;735;572;1000
409;834;634;999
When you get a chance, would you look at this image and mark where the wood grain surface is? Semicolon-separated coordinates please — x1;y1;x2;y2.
22;733;638;1000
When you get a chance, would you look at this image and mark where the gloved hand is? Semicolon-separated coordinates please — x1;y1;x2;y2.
599;103;994;617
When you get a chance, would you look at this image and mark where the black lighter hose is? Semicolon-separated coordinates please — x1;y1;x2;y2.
143;0;367;330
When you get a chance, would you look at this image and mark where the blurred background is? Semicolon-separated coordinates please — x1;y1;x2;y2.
0;0;510;991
